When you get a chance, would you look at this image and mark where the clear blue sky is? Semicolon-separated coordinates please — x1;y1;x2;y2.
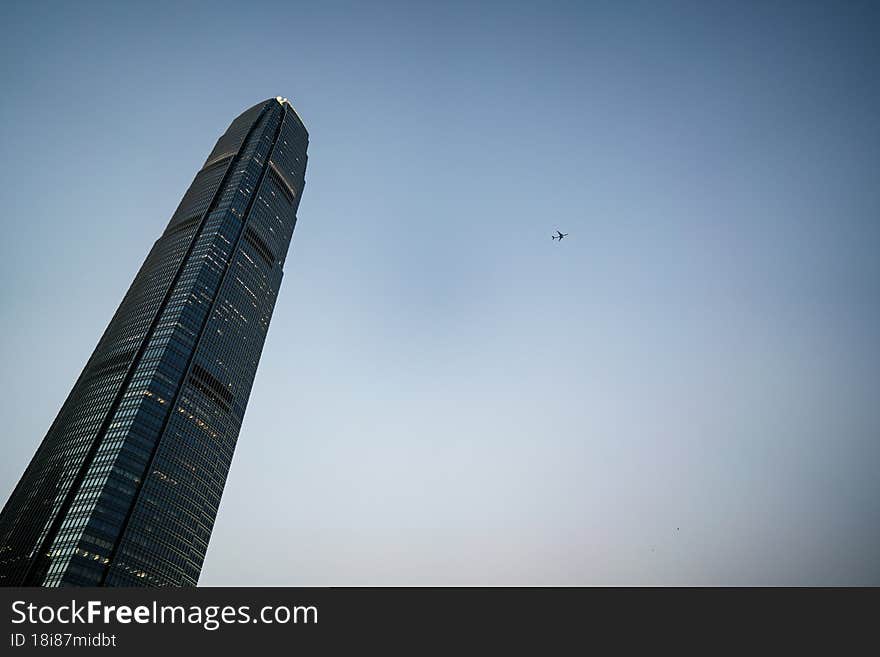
1;0;878;584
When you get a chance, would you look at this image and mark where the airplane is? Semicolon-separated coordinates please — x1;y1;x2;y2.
552;230;569;241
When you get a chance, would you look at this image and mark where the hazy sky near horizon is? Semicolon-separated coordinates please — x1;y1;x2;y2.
1;0;878;585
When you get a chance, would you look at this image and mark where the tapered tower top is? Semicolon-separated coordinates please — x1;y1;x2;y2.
275;96;306;130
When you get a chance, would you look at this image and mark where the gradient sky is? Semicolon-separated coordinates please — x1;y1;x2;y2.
1;0;878;585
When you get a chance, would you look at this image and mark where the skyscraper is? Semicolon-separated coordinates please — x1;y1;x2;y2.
0;97;308;586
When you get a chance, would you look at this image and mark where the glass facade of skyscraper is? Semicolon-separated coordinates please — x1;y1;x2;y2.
0;98;308;586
